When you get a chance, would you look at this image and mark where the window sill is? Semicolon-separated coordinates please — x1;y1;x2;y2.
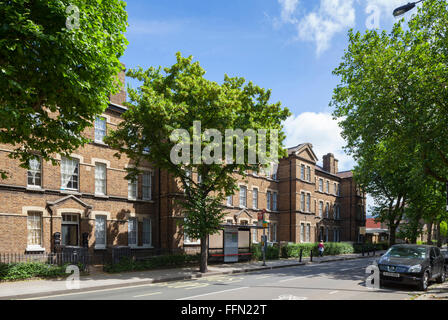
26;246;45;252
94;194;109;199
61;189;81;195
184;242;201;245
26;186;45;192
94;246;107;250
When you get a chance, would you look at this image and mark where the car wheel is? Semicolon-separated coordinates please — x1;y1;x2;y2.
418;271;429;291
436;267;446;284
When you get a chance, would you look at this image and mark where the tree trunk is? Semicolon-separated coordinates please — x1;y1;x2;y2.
389;225;396;246
199;235;208;273
436;222;442;247
427;222;433;245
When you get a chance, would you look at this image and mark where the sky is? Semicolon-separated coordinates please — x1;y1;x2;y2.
120;0;420;215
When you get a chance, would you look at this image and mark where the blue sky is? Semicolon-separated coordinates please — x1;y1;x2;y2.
120;0;419;214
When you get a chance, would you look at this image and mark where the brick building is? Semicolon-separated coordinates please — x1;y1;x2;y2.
0;72;366;255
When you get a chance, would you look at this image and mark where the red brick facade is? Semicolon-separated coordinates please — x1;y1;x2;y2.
0;73;366;255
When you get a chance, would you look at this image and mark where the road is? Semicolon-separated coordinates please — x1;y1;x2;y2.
26;258;419;300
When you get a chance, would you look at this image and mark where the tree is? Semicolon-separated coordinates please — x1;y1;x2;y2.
331;0;448;244
105;53;291;273
0;0;128;178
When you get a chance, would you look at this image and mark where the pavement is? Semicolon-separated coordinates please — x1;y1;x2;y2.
412;280;448;300
0;251;385;300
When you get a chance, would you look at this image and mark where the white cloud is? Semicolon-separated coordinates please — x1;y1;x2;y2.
278;0;300;24
283;112;354;171
297;0;356;55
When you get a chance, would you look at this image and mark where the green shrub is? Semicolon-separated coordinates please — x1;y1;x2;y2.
0;262;69;281
281;242;355;258
103;254;201;273
250;244;280;261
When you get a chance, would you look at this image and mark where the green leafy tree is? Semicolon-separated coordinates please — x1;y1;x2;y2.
105;53;291;272
0;0;128;178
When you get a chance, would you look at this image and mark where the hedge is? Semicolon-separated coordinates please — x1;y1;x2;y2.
0;262;71;281
250;244;280;261
103;253;201;273
281;242;355;258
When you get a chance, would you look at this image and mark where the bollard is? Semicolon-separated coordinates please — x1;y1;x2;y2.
299;249;303;263
310;249;313;262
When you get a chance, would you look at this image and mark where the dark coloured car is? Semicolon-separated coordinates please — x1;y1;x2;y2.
377;244;446;291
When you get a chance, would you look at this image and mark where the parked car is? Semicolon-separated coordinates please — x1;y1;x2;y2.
441;248;448;264
377;244;446;291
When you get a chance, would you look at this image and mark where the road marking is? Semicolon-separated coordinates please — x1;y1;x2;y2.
279;276;310;282
23;282;166;300
328;290;339;295
256;276;272;279
133;292;162;298
177;286;249;300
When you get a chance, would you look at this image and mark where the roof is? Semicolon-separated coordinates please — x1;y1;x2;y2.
366;218;381;229
336;170;353;178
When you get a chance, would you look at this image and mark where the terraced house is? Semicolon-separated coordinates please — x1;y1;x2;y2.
0;71;366;257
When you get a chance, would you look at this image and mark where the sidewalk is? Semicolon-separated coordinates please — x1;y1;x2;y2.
0;251;383;300
412;280;448;300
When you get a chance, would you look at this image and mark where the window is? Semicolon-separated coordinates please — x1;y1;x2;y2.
226;219;233;225
62;214;79;246
319;201;323;217
128;217;137;247
95;163;107;195
333;229;338;243
325;228;329;242
272;223;277;242
142;218;152;247
94;116;107;143
197;173;202;184
326;180;329;193
318;179;323;192
95;215;106;249
334;182;337;195
272;192;278;211
300;223;305;242
252;188;258;209
300;164;305;180
306;166;311;181
267;191;272;211
27;157;42;188
226;194;233;207
300;192;305;211
306;224;310;242
61;157;79;190
337;184;340;196
325;203;329;218
239;186;247;208
142;172;152;200
128;178;137;200
306;194;311;212
27;212;42;249
252;223;258;243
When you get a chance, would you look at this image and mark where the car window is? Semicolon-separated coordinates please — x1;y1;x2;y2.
435;248;441;257
430;248;436;258
385;246;427;259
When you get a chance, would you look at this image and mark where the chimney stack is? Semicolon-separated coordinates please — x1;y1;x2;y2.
110;63;126;105
323;153;338;174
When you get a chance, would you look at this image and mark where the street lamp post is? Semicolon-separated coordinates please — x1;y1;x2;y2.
393;0;424;17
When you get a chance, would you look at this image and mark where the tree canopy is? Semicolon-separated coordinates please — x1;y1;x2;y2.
105;52;291;272
0;0;128;177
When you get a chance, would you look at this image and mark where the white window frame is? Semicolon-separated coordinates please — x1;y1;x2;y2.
325;202;329;218
252;222;258;243
94;116;107;143
318;179;323;192
95;163;107;196
252;188;258;209
142;171;152;200
300;164;305;180
142;218;152;247
319;201;323;218
95;215;107;249
27;211;44;251
300;223;305;243
306;193;311;212
239;186;247;208
128;178;138;200
266;190;272;211
226;194;233;207
306;224;311;242
128;217;138;247
272;192;278;211
306;166;311;181
61;157;79;191
27;157;42;188
300;192;305;211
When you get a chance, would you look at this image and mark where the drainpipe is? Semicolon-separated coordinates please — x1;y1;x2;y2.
289;159;292;242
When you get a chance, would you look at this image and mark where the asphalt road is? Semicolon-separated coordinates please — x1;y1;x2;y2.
27;258;420;300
